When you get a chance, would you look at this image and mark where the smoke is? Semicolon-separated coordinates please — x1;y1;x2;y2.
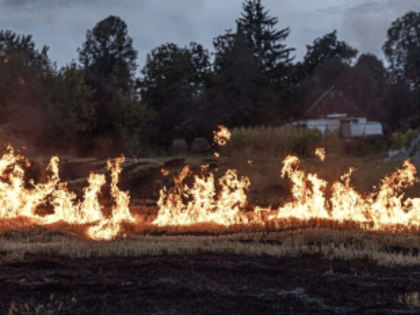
343;0;420;59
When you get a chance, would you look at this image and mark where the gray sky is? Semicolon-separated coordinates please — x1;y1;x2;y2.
2;0;420;75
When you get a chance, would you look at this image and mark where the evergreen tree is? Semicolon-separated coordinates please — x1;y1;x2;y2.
208;22;262;127
236;0;295;88
0;30;52;74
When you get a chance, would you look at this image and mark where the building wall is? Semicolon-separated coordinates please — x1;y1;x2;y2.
307;119;340;136
349;122;383;136
292;118;383;137
364;122;383;136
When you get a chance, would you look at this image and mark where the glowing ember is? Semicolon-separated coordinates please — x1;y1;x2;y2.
214;152;220;158
161;168;169;176
248;159;253;166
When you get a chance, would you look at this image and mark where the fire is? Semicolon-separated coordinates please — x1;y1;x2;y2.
152;164;250;226
0;146;134;241
213;125;231;146
214;152;220;158
315;148;325;161
2;124;420;242
86;156;135;240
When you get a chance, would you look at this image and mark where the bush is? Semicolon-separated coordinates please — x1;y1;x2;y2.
343;136;388;157
227;126;322;157
389;131;411;150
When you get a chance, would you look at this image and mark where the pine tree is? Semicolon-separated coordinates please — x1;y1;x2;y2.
236;0;295;88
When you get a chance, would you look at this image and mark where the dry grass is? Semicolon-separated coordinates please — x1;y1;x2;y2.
2;221;420;268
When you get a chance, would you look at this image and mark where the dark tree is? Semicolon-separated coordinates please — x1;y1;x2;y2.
382;11;420;93
381;80;418;131
78;15;137;90
355;53;388;83
46;62;96;143
207;22;262;127
77;15;138;134
0;30;52;74
236;0;295;88
138;42;212;147
303;30;358;77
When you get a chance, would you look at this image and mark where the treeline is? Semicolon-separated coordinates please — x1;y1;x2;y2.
0;0;420;156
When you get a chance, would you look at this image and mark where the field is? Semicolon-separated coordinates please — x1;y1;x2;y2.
2;127;420;314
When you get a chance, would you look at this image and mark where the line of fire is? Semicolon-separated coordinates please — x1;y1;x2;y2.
0;125;419;242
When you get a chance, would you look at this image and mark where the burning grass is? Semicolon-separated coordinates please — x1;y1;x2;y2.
3;124;420;313
1;124;420;268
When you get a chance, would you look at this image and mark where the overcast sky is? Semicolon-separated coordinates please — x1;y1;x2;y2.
2;0;420;75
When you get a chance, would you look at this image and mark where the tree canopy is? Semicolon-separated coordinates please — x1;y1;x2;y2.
303;30;358;77
236;0;295;88
382;11;420;92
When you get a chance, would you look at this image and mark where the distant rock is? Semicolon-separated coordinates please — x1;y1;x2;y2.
171;138;188;153
191;137;211;153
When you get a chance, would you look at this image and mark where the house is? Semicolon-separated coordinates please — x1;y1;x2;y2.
292;85;383;137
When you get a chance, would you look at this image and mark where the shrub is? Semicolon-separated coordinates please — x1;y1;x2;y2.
389;131;411;150
343;136;388;157
227;126;322;157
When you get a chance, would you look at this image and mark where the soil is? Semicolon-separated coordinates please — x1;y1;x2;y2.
1;251;420;314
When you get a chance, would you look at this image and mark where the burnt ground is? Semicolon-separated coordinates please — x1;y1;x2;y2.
1;251;420;314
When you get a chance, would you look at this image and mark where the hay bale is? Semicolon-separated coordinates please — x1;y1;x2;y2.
191;137;211;153
171;138;188;153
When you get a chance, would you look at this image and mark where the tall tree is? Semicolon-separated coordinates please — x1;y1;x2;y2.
303;30;358;77
78;15;137;91
77;16;138;134
138;42;211;147
208;22;262;127
382;11;420;93
236;0;295;88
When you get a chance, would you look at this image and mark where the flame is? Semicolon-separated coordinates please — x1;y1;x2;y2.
0;146;133;241
152;165;250;226
2;124;420;242
315;148;325;161
213;125;231;146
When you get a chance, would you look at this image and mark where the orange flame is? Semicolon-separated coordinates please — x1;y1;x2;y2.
213;125;231;146
2;124;420;242
315;148;325;161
